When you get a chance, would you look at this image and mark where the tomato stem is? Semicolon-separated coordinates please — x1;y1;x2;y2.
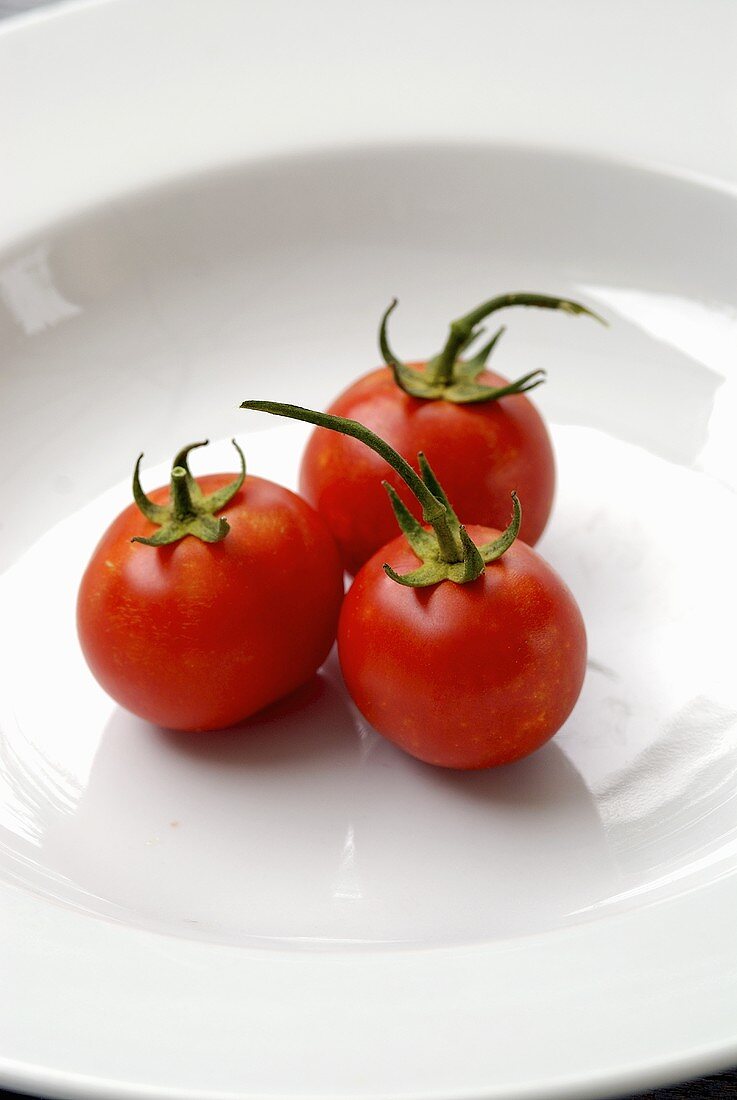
240;400;463;563
240;400;521;587
380;292;606;402
131;439;246;547
170;466;196;520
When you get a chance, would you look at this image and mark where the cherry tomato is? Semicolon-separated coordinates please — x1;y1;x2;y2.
241;400;588;771
339;524;586;769
301;361;553;573
77;441;344;731
300;293;603;573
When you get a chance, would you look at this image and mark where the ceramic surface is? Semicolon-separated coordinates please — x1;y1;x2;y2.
1;3;737;1099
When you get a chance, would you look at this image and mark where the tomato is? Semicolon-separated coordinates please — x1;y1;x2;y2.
338;525;586;769
301;362;554;573
241;400;588;770
77;441;344;731
300;293;603;573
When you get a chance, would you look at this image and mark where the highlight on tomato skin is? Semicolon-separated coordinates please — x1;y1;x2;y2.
76;439;344;732
299;292;605;574
240;400;589;770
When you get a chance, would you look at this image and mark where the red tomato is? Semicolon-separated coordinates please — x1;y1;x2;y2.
301;363;554;573
241;398;589;770
300;291;604;574
78;454;344;732
338;524;586;770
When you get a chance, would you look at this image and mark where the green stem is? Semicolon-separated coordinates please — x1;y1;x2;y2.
170;466;196;520
240;400;463;562
433;511;463;563
131;440;245;546
431;292;606;387
433;322;469;386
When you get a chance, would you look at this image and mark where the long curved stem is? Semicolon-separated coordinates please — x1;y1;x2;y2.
432;292;606;387
240;399;463;562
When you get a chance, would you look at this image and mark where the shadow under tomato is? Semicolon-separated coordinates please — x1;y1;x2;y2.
422;738;600;810
28;657;368;937
152;654;362;770
23;656;619;945
334;728;618;940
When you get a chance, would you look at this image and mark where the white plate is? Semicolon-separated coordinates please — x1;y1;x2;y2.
2;3;737;1098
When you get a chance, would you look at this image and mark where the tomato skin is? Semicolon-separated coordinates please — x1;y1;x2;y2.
77;474;344;731
300;365;555;574
338;525;586;769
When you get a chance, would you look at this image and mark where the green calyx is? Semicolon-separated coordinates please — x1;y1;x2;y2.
240;400;519;588
131;439;246;546
380;291;606;403
382;463;520;587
